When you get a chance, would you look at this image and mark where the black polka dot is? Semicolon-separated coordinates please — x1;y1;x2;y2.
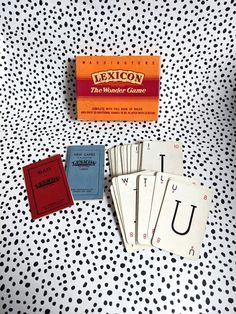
0;1;235;314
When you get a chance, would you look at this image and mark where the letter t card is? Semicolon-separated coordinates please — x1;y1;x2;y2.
66;145;105;200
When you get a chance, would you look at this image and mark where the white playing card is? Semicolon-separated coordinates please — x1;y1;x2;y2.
137;143;142;171
112;175;133;240
152;179;212;260
130;144;140;173
116;171;154;245
126;144;131;174
115;145;123;176
116;173;140;245
110;184;126;239
147;173;199;240
137;174;156;245
111;177;126;235
120;145;127;174
141;141;183;175
111;184;149;253
108;148;113;177
109;147;116;177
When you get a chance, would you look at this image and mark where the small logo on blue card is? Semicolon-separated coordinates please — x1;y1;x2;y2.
66;145;105;200
72;160;97;167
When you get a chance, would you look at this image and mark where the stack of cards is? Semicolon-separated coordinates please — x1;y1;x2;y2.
110;141;212;260
108;141;183;177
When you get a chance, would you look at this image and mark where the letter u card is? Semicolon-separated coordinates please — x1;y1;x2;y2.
76;56;161;121
147;173;199;241
152;179;212;260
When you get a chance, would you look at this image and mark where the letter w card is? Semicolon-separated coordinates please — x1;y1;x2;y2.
141;141;183;175
23;155;74;220
116;171;154;245
152;179;212;260
66;145;105;200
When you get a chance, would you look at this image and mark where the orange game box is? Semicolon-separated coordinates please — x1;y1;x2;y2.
76;56;161;121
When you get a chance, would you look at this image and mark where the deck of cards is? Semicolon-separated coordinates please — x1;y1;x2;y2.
108;141;184;176
109;141;212;260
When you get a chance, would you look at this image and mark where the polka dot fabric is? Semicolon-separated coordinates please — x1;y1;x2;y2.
0;1;235;313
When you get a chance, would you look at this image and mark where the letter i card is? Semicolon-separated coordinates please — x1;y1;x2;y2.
141;141;183;175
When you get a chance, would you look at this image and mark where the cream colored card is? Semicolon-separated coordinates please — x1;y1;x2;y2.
137;174;156;245
147;173;199;240
108;147;116;177
117;173;140;245
120;145;128;174
126;144;131;174
141;141;183;175
115;145;123;176
130;144;140;173
115;171;154;245
112;177;126;237
152;179;212;260
137;143;142;171
111;185;148;253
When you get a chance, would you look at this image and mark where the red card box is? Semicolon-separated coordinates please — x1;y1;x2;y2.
23;155;74;219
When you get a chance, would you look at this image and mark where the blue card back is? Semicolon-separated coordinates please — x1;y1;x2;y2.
66;145;105;200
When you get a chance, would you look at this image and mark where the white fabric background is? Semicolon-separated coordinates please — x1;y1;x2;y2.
0;1;235;313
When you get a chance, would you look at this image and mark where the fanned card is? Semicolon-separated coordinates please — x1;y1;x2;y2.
66;145;105;200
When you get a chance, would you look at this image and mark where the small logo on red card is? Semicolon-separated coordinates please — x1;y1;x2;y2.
35;176;60;189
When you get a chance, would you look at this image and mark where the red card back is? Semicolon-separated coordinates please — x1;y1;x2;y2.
23;155;74;219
